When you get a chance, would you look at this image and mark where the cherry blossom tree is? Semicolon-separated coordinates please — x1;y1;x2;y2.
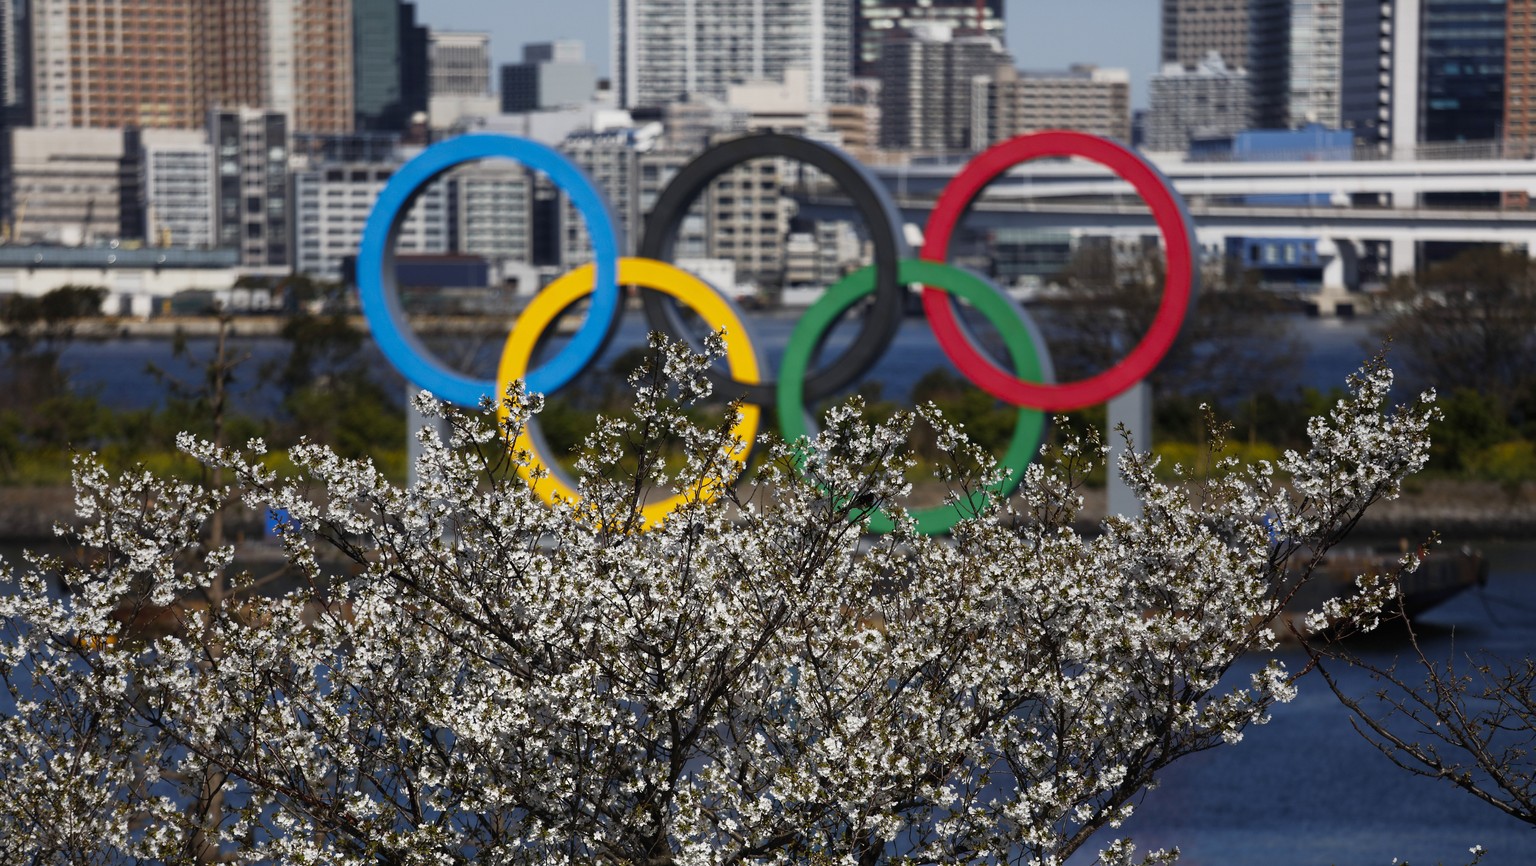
0;335;1435;865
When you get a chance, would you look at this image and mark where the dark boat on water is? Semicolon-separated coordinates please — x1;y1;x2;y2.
1281;544;1489;626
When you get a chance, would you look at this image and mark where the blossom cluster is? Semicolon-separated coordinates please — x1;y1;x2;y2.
0;337;1435;865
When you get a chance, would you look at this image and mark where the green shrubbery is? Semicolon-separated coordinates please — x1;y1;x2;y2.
0;294;406;486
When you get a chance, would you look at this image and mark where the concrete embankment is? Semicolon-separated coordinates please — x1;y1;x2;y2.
68;311;580;339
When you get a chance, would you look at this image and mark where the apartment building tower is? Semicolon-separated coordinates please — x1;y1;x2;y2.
1250;0;1344;129
878;24;1010;152
613;0;852;109
30;0;208;129
980;64;1133;144
212;107;291;268
1146;53;1251;152
429;31;492;98
1161;0;1252;70
853;0;1004;76
1511;0;1536;150
30;0;354;134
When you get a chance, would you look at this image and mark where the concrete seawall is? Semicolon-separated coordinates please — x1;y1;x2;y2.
69;314;536;339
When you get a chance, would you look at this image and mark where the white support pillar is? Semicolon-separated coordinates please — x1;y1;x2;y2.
1388;234;1417;277
406;385;451;489
1106;382;1152;520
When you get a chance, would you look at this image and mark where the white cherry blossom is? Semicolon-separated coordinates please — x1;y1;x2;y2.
0;338;1435;865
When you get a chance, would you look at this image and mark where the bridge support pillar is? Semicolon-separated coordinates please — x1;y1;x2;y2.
1107;381;1152;520
1388;235;1416;277
406;386;451;490
1315;238;1367;316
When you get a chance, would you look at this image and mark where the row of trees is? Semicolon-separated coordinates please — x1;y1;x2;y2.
1371;247;1536;482
3;245;1534;490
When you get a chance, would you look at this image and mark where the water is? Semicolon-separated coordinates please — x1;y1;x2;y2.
1078;542;1536;866
55;312;1385;413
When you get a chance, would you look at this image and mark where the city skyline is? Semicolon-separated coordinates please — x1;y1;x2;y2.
422;0;1161;106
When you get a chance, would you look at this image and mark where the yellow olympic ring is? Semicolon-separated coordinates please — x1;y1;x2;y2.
497;257;762;528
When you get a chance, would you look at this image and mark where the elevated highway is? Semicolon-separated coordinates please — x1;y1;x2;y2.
798;153;1536;314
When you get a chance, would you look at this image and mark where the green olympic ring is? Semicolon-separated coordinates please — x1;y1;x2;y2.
777;259;1052;535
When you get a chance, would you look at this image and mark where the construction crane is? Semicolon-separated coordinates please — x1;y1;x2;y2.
3;196;29;243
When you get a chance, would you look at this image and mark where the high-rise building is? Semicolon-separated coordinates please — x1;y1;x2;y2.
1341;0;1420;149
980;64;1133;144
853;0;1004;77
211;108;291;268
1510;0;1536;149
208;0;355;134
1146;52;1252;152
30;0;209;130
1;0;26;117
501;41;599;113
30;0;354;134
1161;0;1252;70
1250;0;1344;129
1342;0;1504;148
1420;0;1505;142
613;0;852;109
0;0;30;227
429;31;492;98
355;0;430;132
878;24;1009;152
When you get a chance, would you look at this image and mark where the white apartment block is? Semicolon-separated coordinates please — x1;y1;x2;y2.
29;0;69;128
292;161;447;281
429;31;492;98
704;156;794;286
981;64;1132;144
448;163;533;265
614;0;851;108
9;127;123;245
139;129;216;250
1146;53;1252;153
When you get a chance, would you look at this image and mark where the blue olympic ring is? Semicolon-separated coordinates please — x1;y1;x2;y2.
356;134;622;406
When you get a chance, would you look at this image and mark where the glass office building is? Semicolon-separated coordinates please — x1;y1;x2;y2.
1421;0;1506;141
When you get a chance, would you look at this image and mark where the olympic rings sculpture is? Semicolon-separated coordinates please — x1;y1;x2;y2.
358;130;1198;534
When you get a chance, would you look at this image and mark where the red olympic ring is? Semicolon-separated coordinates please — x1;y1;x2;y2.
920;131;1198;412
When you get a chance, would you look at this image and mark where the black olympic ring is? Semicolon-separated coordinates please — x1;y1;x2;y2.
637;132;910;405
